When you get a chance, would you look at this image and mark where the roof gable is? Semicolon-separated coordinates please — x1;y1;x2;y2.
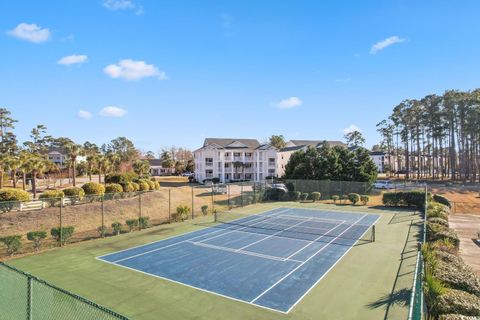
204;138;260;149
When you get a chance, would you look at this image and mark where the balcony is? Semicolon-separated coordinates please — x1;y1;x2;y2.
233;156;243;162
205;162;213;167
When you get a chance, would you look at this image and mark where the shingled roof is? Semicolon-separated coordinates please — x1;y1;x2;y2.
203;138;261;149
289;140;345;148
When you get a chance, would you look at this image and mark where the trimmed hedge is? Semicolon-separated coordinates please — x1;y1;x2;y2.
82;182;105;196
105;183;123;194
437;289;480;317
105;172;139;185
0;188;30;202
311;192;321;202
428;217;449;227
63;187;85;198
50;226;75;245
331;195;339;203
121;182;135;193
39;190;64;199
27;230;47;250
427;222;460;248
434;194;452;208
301;193;310;201
0;235;22;255
428;202;451;220
382;191;431;208
348;193;360;205
137;180;150;191
435;252;480;297
360;195;369;205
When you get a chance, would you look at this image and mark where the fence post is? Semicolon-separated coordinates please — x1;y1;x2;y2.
241;181;244;207
101;195;105;238
211;185;215;214
59;200;63;247
227;184;231;210
168;189;171;223
191;187;194;220
27;276;32;320
139;192;142;223
253;182;256;204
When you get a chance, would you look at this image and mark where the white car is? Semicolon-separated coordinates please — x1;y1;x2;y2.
269;183;289;193
374;180;395;190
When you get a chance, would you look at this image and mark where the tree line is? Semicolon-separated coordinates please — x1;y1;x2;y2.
377;89;480;182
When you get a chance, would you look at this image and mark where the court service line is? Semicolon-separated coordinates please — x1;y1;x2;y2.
111;209;289;263
250;214;368;304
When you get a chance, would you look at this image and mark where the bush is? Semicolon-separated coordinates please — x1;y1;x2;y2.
360;195;369;205
139;216;150;229
435;252;480;297
382;191;431;208
431;239;458;255
201;205;209;216
63;187;85;203
121;182;135;193
50;226;75;245
137;180;150;191
82;182;105;195
289;191;301;201
131;182;140;192
311;192;321;202
264;188;286;201
152;180;161;190
26;231;47;251
285;182;295;192
39;190;64;207
434;194;452;208
428;202;451;220
0;188;30;212
145;180;156;190
437;289;480;317
331;195;339;203
105;183;123;194
0;235;22;255
111;222;122;235
348;193;360;205
301;193;310;201
212;177;220;184
176;205;191;221
97;225;107;237
105;172;139;184
427;222;460;248
440;315;480;320
428;217;449;227
126;219;138;231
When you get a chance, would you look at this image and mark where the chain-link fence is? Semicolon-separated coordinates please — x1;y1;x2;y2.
0;262;128;320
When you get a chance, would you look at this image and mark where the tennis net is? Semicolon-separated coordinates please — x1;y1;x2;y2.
213;211;376;245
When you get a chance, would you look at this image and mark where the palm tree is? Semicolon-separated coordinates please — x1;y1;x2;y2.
98;156;111;184
27;156;48;199
133;159;150;178
64;143;83;187
6;156;21;188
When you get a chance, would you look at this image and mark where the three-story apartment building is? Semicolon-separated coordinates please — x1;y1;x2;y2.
194;138;278;183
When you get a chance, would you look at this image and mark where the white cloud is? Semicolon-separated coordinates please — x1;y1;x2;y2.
77;110;92;119
103;0;143;15
343;124;362;135
370;36;405;54
104;59;167;81
7;23;51;43
100;106;128;118
58;54;88;66
276;97;302;109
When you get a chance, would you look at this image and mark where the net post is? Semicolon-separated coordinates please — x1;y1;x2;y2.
27;276;32;320
211;185;215;214
191;186;194;220
138;192;142;228
227;184;231;210
101;195;105;238
214;210;218;223
372;225;376;242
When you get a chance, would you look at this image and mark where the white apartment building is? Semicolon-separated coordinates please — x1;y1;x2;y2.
47;147;86;168
194;138;278;183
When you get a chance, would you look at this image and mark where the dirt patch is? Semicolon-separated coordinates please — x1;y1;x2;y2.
449;214;480;276
430;187;480;214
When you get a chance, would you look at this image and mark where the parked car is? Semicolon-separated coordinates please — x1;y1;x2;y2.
181;172;193;177
268;183;289;193
374;180;395;189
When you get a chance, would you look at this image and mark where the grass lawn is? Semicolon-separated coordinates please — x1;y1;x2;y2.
8;202;421;320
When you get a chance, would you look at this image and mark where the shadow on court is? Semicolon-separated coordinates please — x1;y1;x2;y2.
367;215;423;320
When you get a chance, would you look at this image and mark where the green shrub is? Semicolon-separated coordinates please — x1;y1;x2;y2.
145;180;156;190
82;182;105;195
131;182;140;192
39;190;64;206
176;205;191;221
428;217;449;227
439;314;480;320
0;188;30;212
301;193;310;201
437;289;480;317
201;205;209;216
50;226;75;245
153;180;161;190
121;182;135;193
263;188;286;201
285;182;295;192
105;183;123;194
212;177;220;184
382;191;431;208
424;270;447;317
0;235;22;255
111;222;122;235
139;216;150;229
348;193;360;205
428;202;451;220
360;195;369;205
63;187;85;203
331;195;339;203
126;219;138;231
137;180;150;191
26;231;47;251
289;191;301;201
431;239;458;255
105;172;139;184
435;252;480;297
311;192;321;202
427;222;460;248
434;194;452;208
97;225;107;237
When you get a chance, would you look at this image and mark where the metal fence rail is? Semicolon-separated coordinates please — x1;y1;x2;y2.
0;263;128;320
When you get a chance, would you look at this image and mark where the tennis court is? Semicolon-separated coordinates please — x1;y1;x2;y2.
98;207;380;313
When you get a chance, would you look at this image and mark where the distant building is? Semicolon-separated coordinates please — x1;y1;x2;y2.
149;159;175;176
194;138;278;183
47;147;86;168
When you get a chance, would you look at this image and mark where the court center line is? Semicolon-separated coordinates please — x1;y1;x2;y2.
250;214;368;304
112;209;290;264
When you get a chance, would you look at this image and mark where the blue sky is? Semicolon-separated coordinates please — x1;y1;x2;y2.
2;0;480;153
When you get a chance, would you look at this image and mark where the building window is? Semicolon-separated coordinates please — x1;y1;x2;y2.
233;152;241;157
244;163;252;168
205;158;213;166
268;169;275;175
206;169;213;178
225;163;230;168
225;152;230;157
268;158;275;166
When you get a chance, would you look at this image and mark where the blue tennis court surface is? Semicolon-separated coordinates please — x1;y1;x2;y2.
98;207;380;313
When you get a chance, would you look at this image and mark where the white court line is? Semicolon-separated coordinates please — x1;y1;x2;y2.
196;208;291;244
284;214;382;313
235;217;312;252
188;241;303;263
250;214;368;304
285;221;347;260
276;214;346;224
